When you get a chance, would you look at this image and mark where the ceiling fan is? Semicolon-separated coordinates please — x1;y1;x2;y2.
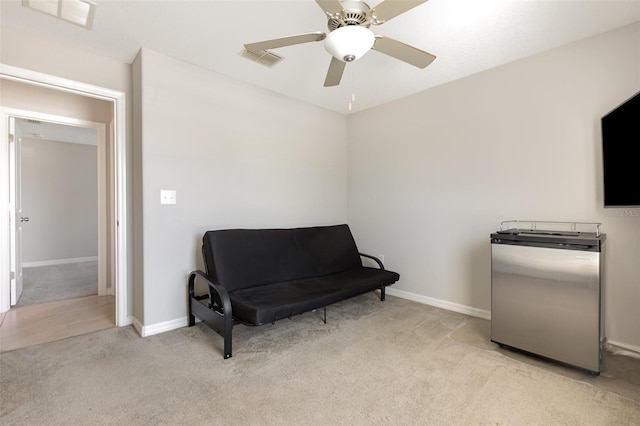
244;0;436;87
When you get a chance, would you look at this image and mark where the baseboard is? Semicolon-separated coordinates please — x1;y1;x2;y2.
608;340;640;356
386;288;491;320
132;316;189;337
23;256;98;268
132;317;143;336
128;292;640;352
119;315;134;328
386;289;640;352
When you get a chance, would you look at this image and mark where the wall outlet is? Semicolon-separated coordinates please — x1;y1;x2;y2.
160;190;176;205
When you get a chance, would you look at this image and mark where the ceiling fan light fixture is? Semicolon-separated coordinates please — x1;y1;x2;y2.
324;25;375;62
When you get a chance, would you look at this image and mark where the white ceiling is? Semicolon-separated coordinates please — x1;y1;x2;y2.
2;0;639;114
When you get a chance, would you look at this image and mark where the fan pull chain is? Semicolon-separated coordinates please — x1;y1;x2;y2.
347;66;355;112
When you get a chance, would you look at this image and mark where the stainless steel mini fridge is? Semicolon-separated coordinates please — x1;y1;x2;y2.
491;221;606;374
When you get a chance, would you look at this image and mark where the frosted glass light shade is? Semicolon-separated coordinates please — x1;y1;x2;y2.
324;26;375;62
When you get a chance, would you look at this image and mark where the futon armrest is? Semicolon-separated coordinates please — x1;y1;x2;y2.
188;270;232;316
188;270;234;359
359;253;385;270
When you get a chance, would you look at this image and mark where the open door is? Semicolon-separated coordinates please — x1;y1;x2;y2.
8;116;23;305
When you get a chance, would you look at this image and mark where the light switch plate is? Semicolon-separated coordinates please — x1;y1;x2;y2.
160;190;176;205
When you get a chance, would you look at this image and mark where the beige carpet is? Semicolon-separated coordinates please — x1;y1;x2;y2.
1;294;638;425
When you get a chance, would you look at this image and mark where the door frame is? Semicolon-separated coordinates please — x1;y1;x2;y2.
0;64;129;326
7;112;107;303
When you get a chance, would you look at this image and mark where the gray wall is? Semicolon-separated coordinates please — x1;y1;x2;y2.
133;48;348;326
1;79;113;123
21;138;98;263
347;23;640;349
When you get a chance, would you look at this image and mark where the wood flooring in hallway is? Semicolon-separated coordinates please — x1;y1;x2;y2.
0;295;115;352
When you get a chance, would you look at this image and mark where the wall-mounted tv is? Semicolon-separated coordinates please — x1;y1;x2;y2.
601;91;640;207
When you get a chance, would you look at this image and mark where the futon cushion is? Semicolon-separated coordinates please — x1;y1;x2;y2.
229;267;400;325
202;224;362;292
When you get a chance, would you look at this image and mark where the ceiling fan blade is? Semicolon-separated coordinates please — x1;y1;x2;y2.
370;0;428;24
324;57;346;87
315;0;344;16
372;35;436;68
245;32;326;53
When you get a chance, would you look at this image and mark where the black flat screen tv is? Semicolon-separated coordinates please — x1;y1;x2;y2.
601;91;640;207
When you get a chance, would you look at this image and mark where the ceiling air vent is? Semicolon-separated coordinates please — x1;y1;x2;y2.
240;49;283;68
22;0;96;29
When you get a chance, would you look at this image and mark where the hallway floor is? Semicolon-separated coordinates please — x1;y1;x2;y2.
0;295;115;352
18;261;99;307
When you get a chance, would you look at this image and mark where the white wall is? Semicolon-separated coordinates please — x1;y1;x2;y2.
347;23;640;349
134;49;348;327
21;138;98;263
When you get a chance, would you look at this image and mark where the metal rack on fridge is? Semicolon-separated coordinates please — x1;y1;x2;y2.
498;220;602;236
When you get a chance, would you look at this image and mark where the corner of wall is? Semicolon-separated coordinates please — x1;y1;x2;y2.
132;315;188;338
131;49;145;325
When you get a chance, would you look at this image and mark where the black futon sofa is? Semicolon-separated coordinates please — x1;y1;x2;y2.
188;224;400;358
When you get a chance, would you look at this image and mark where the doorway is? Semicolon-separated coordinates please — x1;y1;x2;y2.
10;118;105;308
1;111;114;351
0;65;128;332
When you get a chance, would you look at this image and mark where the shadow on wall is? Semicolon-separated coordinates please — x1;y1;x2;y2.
468;237;492;316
